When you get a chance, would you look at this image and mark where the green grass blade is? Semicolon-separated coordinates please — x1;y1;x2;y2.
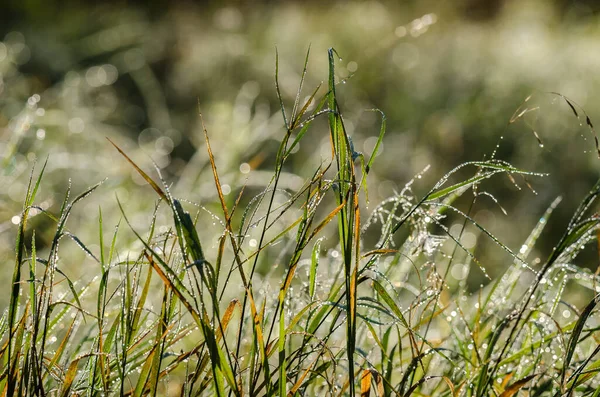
562;293;599;388
309;237;324;300
365;109;386;175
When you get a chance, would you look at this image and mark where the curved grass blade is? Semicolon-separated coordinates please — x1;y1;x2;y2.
561;293;599;388
499;374;536;397
365;109;386;175
107;137;167;202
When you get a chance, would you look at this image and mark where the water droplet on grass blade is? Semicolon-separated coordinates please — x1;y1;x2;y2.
239;162;250;173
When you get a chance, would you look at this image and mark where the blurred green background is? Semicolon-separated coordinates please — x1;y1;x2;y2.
2;0;600;302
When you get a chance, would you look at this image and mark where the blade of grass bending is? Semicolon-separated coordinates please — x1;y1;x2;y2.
364;323;390;374
564;344;600;397
364;109;386;175
285;83;325;158
498;374;536;397
561;293;599;388
567;177;600;232
556;217;600;259
107;138;167;202
143;252;200;325
307;200;345;242
403;376;442;397
549;92;600;158
427;173;498;201
497;214;600;385
63;232;100;263
173;200;204;261
307;282;344;335
292;82;324;131
287;349;322;396
45;316;77;385
490;183;599;382
371;280;410;329
117;198;197;311
59;354;92;397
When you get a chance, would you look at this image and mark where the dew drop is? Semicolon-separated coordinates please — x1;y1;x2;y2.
519;244;528;254
239;162;251;173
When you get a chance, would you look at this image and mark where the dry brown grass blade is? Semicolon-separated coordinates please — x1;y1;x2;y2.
59;354;93;397
145;252;202;326
287;350;321;396
200;115;230;221
307;200;345;242
360;369;372;397
440;376;455;397
375;372;385;397
247;289;271;389
498;374;536;397
45;317;77;381
216;299;241;341
106;138;168;202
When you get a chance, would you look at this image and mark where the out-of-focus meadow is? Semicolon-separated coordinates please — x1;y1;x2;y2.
2;0;600;305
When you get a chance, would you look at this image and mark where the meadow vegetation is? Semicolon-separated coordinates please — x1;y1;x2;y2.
2;45;600;396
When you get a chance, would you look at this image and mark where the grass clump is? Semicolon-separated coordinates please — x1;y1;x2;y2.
2;49;600;396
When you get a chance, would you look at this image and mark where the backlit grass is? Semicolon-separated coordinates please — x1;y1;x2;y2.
2;49;600;396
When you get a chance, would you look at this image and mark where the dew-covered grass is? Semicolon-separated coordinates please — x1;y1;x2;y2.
3;48;600;396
